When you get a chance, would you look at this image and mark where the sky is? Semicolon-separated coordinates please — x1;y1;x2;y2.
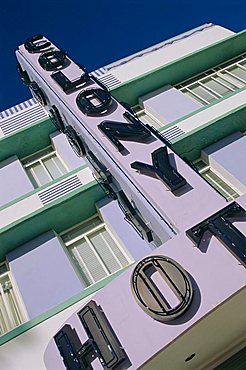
0;0;245;112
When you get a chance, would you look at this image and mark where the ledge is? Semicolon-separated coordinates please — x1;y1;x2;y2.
0;180;105;260
0;265;132;346
0;117;56;162
171;104;246;161
158;86;246;134
111;30;246;106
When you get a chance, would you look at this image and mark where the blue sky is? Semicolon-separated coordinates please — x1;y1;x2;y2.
0;0;245;111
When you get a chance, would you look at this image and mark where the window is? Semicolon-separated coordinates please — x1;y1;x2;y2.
132;55;246;127
0;263;27;336
131;105;163;129
22;146;69;188
176;53;246;105
194;159;239;201
61;216;132;287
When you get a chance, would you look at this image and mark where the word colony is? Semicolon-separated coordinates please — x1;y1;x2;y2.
16;35;189;245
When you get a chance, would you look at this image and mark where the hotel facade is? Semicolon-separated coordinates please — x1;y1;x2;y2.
0;23;245;369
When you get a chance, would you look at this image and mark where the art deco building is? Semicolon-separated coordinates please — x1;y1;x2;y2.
0;23;245;369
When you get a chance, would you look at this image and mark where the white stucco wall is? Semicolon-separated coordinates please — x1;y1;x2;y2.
104;25;234;85
0;294;95;370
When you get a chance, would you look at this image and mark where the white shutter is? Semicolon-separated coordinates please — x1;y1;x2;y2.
99;229;129;269
0;294;9;334
64;217;131;286
0;273;25;335
71;238;107;284
89;230;121;274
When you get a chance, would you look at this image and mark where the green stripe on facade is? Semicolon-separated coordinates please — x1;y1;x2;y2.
215;347;246;370
111;30;246;106
0;181;105;260
171;104;246;161
0;164;88;212
0;117;56;162
158;87;246;134
0;265;132;346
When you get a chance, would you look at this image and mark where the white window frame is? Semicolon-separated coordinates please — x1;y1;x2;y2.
131;105;164;129
210;76;235;91
61;215;132;286
132;55;246;125
0;263;28;336
177;53;246;105
22;146;69;188
194;159;240;201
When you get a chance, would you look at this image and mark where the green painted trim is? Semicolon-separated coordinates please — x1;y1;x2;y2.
0;180;97;233
158;87;246;134
172;103;246;142
0;117;56;162
0;180;105;260
172;104;246;161
0;164;88;212
173;103;246;143
111;30;246;106
0;265;132;346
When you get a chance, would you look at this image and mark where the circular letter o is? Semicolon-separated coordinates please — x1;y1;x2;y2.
131;255;193;322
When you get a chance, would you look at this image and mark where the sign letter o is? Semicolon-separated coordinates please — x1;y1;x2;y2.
131;255;193;322
24;35;51;53
38;50;69;71
76;88;112;116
